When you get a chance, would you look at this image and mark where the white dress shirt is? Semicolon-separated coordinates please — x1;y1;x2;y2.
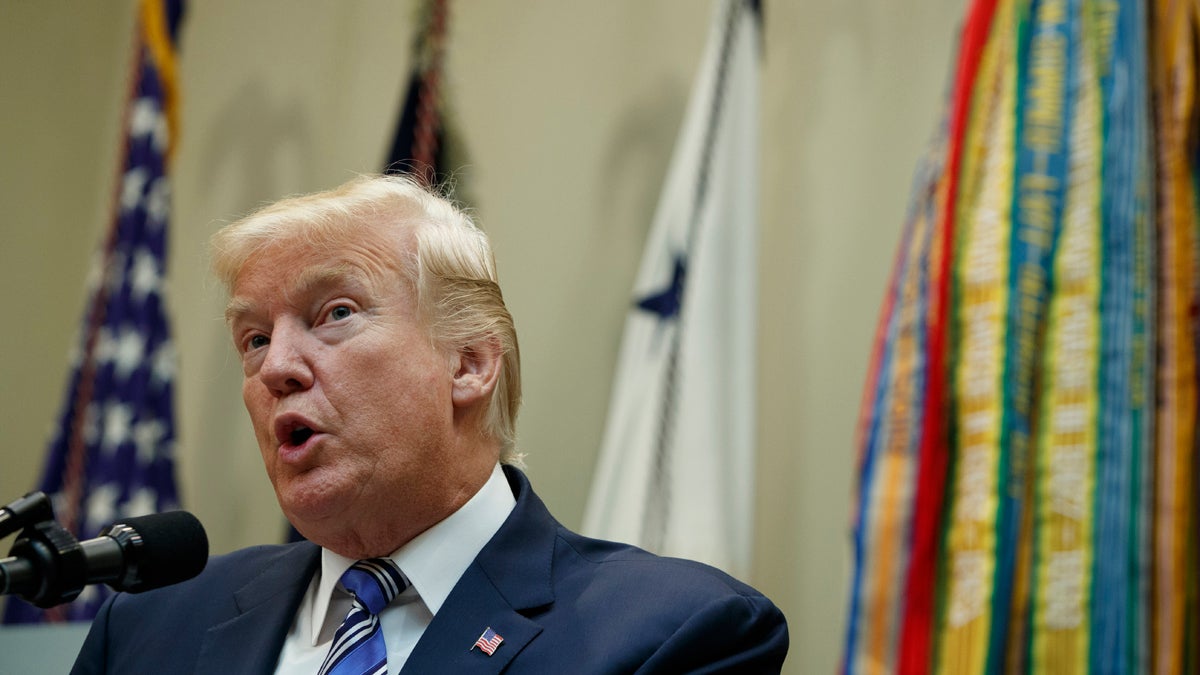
273;463;517;674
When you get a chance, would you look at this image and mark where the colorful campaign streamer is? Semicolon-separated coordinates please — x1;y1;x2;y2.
842;0;1200;672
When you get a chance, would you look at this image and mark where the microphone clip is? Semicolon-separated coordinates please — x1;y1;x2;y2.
0;491;55;539
3;519;89;608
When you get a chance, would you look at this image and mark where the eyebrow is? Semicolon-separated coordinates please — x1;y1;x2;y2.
224;296;257;326
224;262;374;325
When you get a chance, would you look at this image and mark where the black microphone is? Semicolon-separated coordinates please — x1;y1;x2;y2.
0;511;208;607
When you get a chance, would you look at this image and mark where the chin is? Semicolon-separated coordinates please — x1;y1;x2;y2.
276;476;350;529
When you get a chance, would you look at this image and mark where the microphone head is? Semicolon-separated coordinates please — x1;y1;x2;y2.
112;511;208;593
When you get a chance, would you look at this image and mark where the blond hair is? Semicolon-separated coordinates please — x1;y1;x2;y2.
210;174;523;463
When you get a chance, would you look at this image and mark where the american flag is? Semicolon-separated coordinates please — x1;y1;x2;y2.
2;0;186;624
472;627;504;656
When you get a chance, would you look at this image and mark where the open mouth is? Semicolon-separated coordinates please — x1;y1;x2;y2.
276;417;320;448
290;426;314;446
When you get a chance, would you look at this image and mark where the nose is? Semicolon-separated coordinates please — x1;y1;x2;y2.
257;321;315;397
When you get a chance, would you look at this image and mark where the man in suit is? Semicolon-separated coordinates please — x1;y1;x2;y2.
71;174;788;673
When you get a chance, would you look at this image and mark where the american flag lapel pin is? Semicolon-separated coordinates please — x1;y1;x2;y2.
472;627;504;656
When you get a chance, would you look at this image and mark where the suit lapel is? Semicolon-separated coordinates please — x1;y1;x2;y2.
401;467;559;673
400;564;542;673
194;543;320;674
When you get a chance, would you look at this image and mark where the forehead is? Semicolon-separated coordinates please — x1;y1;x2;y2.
226;225;413;321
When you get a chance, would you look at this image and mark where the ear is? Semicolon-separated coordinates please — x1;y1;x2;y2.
450;336;503;409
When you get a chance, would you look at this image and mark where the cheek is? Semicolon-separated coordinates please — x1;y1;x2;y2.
242;382;273;437
354;366;450;441
241;380;260;416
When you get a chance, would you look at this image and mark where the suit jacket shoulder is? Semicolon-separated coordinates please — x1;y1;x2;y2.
401;467;788;673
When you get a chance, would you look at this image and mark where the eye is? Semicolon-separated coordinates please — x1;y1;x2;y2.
245;334;269;352
327;304;355;322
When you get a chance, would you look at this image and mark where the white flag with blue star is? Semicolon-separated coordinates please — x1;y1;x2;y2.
583;0;761;579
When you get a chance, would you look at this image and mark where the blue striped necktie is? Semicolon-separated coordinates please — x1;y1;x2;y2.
319;558;408;675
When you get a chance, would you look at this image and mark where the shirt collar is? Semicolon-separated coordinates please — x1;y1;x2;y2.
309;463;516;644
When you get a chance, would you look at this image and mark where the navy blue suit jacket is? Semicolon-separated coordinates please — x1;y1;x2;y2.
71;467;788;673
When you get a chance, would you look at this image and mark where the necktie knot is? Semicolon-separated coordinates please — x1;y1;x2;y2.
319;558;407;675
339;558;407;615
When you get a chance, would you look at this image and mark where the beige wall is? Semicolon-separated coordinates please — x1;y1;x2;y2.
0;1;961;671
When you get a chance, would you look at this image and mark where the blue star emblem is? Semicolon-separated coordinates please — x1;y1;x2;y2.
636;254;687;320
